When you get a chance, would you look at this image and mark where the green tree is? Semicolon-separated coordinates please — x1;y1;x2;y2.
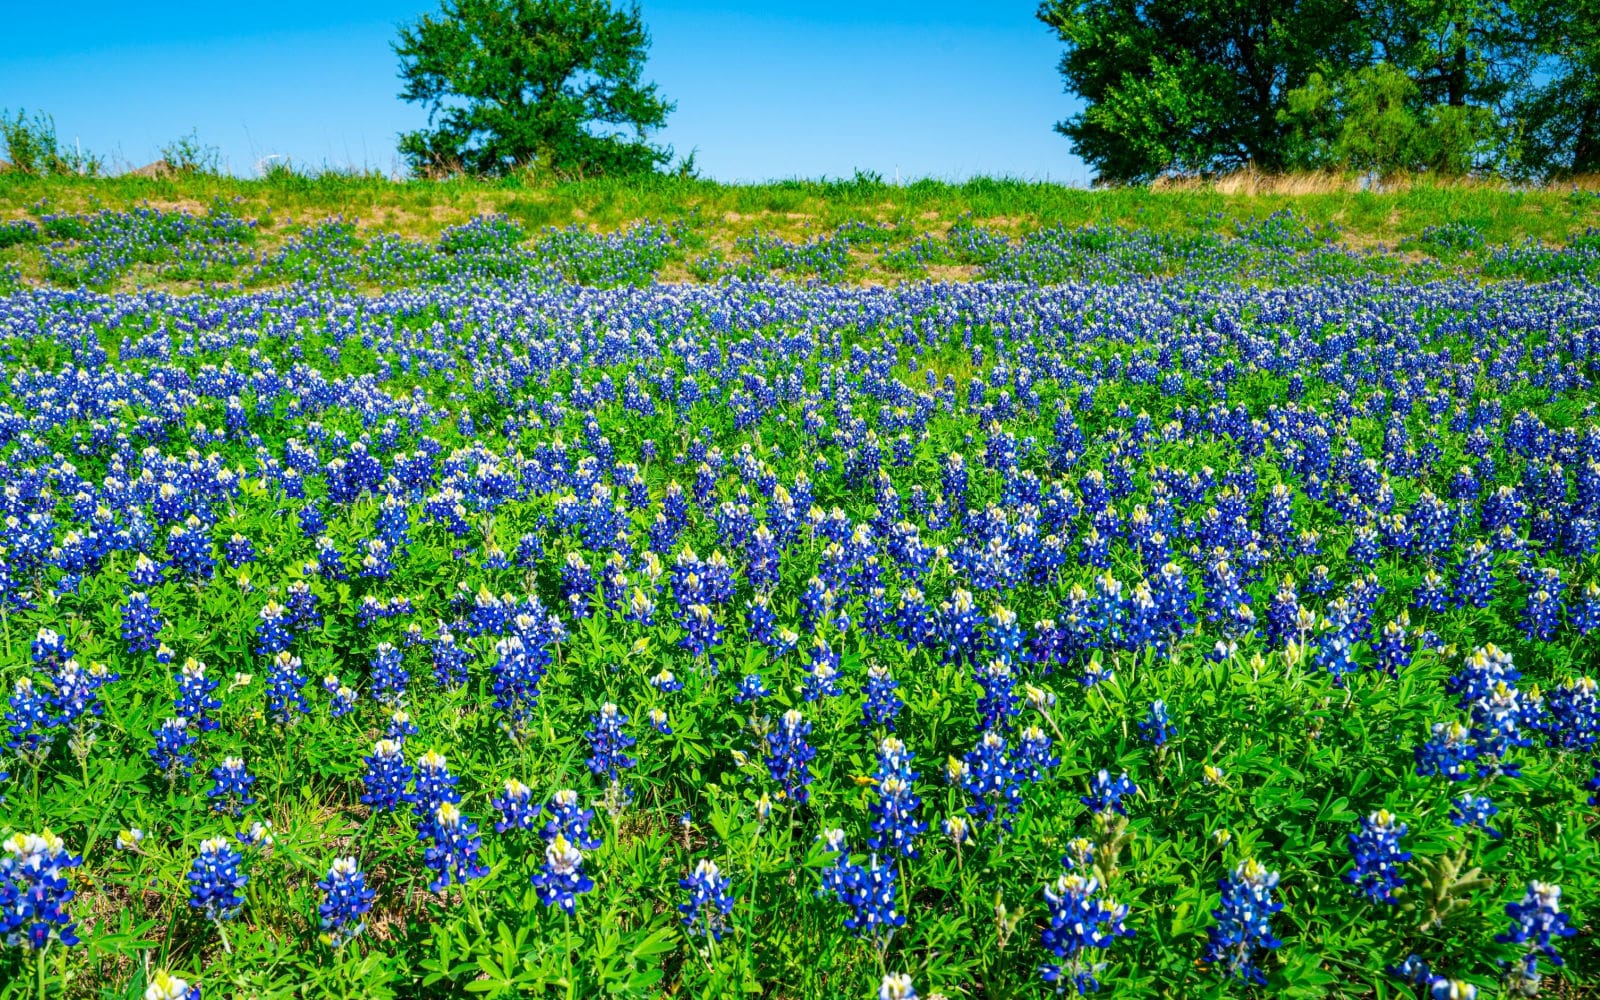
1359;0;1528;110
394;0;675;178
1036;0;1369;182
1279;62;1498;175
1037;0;1545;181
1511;0;1600;176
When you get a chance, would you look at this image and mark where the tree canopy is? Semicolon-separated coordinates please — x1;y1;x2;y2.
1037;0;1598;181
395;0;675;179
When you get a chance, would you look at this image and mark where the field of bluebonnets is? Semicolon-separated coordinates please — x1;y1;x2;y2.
2;183;1600;1000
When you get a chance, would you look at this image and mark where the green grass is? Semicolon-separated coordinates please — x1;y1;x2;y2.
4;172;1598;252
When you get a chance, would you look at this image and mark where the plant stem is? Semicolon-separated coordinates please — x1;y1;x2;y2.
564;910;576;1000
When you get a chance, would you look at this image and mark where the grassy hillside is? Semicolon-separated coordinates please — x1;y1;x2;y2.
4;171;1599;249
3;172;1598;292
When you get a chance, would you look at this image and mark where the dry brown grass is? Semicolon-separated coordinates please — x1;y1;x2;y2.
1150;168;1531;196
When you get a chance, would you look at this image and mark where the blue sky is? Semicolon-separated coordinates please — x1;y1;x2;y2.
0;1;1090;183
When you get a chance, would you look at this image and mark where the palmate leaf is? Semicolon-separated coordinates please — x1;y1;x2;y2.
1400;848;1492;931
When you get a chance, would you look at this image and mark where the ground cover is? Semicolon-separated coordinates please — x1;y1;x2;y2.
0;179;1597;998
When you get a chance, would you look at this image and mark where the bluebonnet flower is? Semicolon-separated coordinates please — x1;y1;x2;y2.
532;833;593;914
111;828;144;856
869;737;926;858
236;820;275;849
819;825;857;896
385;708;418;743
489;635;547;740
766;710;817;804
734;674;770;704
975;659;1021;731
323;675;356;718
543;789;602;850
412;749;462;826
175;658;221;733
648;707;671;734
207;757;257;817
1571;582;1600;634
1038;873;1133;995
1414;570;1450;613
120;592;164;654
681;603;725;665
560;552;594;617
149;717;197;784
1082;652;1117;687
166;518;215;580
316;856;375;948
6;677;55;765
744;592;778;644
254;601;292;657
1450;793;1502;838
1451;542;1496;609
878;974;917;1000
1079;526;1110;569
0;830;82;950
1203;859;1282;984
1082;770;1137;816
1390;955;1477;999
1415;721;1479;781
586;703;637;781
187;837;246;923
836;853;904;942
801;637;842;701
989;606;1026;663
1495;882;1576;991
45;657;115;765
1374;616;1414;676
492;779;538;832
422;802;489;892
772;626;799;659
431;630;470;689
265;651;309;727
285;581;322;632
939;589;984;668
129;553;165;588
360;739;412;812
1060;836;1096;872
370;642;408;707
1139;701;1174;747
1520;585;1563;643
224;533;255;567
860;664;903;729
1542;677;1600;750
359;539;397;580
1265;579;1302;649
142;970;201;1000
959;731;1022;828
940;814;973;852
1446;643;1521;706
650;668;683;694
311;536;347;581
1016;723;1059;781
1345;810;1410;904
679;859;735;942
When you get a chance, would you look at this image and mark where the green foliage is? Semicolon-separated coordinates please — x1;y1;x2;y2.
1509;0;1600;177
0;108;101;177
1403;220;1487;256
1280;64;1498;176
159;129;224;177
1035;0;1600;182
1035;0;1368;182
394;0;675;179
